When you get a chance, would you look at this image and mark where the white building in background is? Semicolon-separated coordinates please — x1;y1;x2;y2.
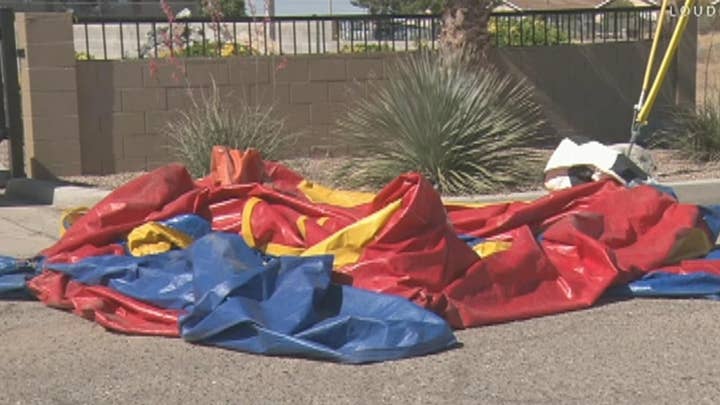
249;0;366;16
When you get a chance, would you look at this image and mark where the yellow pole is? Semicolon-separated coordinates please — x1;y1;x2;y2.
639;0;670;99
636;0;696;124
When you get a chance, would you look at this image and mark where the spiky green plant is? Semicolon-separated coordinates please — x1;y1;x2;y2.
654;88;720;162
336;51;544;195
166;81;287;177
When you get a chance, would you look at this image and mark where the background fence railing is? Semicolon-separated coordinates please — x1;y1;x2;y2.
72;6;669;60
0;1;201;17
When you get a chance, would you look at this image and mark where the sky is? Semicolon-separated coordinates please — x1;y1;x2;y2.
247;0;367;16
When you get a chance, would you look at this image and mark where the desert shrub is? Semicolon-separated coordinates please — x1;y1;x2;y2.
489;16;568;46
654;88;720;162
336;51;545;195
166;81;288;177
341;43;394;53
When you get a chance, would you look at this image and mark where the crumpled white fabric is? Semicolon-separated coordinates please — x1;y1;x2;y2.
544;138;655;191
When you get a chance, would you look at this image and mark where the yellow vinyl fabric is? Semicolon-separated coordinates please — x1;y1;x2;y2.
472;240;513;258
664;227;713;265
127;222;194;257
60;207;89;236
240;195;403;268
297;180;375;208
301;199;403;268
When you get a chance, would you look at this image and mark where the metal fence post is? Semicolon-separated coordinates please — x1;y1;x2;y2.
0;8;24;178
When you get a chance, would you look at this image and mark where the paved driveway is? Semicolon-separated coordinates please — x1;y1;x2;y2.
1;195;719;404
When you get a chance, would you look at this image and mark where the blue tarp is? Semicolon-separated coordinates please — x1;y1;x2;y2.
608;271;720;300
46;232;457;363
0;256;37;299
46;250;197;310
161;214;212;240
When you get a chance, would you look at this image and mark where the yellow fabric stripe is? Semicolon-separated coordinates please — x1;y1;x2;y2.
472;240;512;258
664;227;712;265
317;216;329;226
296;215;308;240
301;199;403;269
297;180;375;208
127;222;194;257
241;197;263;248
240;197;401;269
59;206;89;236
264;243;305;256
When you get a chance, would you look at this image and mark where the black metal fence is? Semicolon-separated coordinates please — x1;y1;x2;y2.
0;1;200;17
73;6;668;60
0;8;24;177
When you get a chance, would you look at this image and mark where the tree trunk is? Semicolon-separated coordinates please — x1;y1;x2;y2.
440;0;498;63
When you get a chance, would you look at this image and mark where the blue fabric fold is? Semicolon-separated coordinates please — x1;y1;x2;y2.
160;214;211;240
179;233;457;363
606;271;720;300
0;256;39;299
46;251;196;310
45;232;457;363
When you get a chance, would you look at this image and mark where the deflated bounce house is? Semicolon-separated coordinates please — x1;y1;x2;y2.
2;145;720;364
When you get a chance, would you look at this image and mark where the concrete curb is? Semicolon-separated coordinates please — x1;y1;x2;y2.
5;178;111;208
5;177;720;208
448;179;720;206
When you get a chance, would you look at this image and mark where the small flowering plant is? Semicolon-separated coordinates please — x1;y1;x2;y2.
142;0;261;59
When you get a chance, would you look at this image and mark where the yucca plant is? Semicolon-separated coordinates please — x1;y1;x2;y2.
655;88;720;162
166;81;287;177
336;51;544;195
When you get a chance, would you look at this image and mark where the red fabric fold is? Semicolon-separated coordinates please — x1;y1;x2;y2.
28;270;181;337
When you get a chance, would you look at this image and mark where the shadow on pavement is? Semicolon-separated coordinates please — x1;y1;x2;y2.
0;188;46;207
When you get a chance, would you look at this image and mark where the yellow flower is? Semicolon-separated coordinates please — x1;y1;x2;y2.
221;43;236;57
157;48;173;59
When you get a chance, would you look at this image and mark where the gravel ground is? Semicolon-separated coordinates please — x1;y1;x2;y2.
53;149;720;193
1;141;717;192
4;160;720;404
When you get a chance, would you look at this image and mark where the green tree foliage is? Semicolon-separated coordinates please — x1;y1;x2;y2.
351;0;445;14
490;16;568;46
201;0;245;19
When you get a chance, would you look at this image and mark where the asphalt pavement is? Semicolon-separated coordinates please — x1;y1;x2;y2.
2;191;720;405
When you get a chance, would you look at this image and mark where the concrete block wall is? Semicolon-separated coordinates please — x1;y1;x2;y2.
76;54;389;174
16;12;83;178
14;12;695;178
